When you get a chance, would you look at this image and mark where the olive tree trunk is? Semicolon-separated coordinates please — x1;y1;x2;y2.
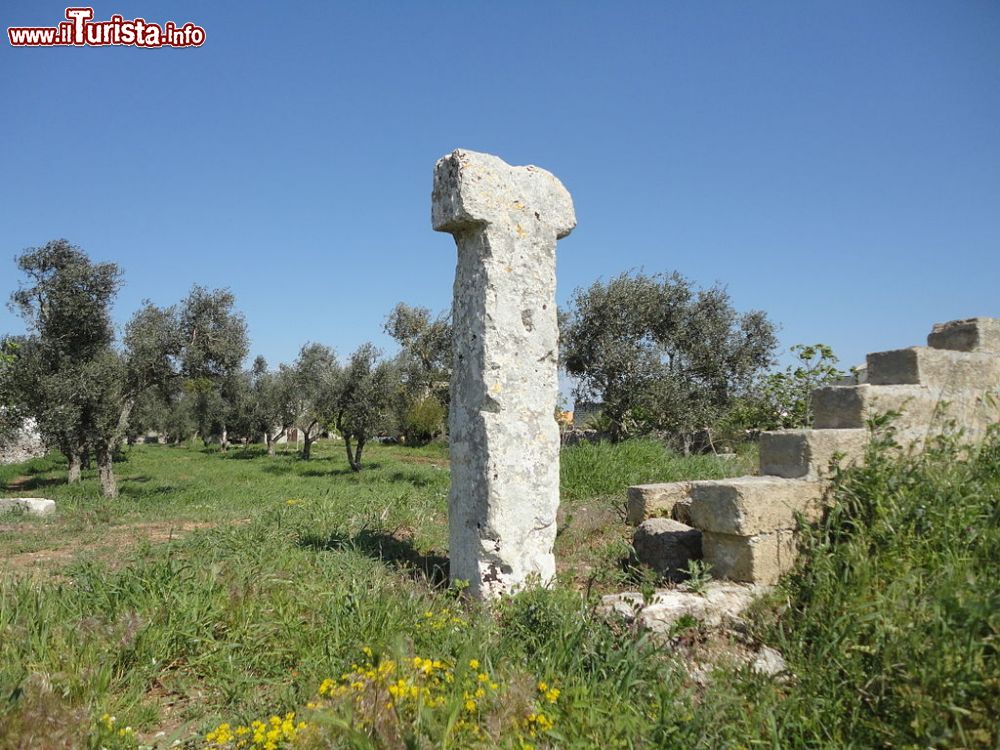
343;433;365;472
67;452;82;484
301;422;318;460
265;430;278;457
96;444;117;498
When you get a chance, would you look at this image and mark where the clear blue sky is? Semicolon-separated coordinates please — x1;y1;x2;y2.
2;1;998;380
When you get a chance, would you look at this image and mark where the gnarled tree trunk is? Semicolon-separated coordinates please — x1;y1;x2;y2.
343;433;365;472
302;422;317;460
352;437;365;472
67;451;82;484
96;444;117;498
266;427;285;457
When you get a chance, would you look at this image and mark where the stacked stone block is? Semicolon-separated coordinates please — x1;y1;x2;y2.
629;317;1000;585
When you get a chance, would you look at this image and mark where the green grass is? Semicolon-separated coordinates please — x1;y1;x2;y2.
559;438;755;501
0;434;996;748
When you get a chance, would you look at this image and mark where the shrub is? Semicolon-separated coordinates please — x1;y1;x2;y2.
402;395;444;446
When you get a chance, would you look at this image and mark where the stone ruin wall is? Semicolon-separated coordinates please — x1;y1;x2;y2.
0;417;45;466
629;317;1000;585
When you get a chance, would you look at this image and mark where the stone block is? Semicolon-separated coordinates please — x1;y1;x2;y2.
928;317;1000;354
689;476;826;536
759;429;868;479
866;347;1000;389
812;384;932;429
0;498;55;517
701;529;798;585
811;383;999;441
626;481;692;526
632;518;702;578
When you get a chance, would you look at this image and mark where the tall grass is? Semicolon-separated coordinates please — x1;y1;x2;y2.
0;434;996;748
682;428;1000;748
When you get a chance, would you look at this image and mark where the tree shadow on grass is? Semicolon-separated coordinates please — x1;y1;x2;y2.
299;527;449;588
2;475;65;492
296;464;383;478
261;462;296;475
220;447;270;460
385;471;437;488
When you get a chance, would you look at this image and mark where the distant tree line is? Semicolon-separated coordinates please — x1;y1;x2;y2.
1;241;846;496
0;241;457;495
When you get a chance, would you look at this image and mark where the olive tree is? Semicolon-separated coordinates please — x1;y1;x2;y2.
177;285;249;450
0;339;25;447
332;343;395;471
384;303;451;443
561;271;777;451
7;240;123;484
288;343;338;460
247;356;296;456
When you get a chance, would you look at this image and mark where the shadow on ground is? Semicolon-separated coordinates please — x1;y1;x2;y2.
298;527;449;587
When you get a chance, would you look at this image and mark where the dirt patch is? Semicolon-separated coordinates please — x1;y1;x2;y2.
138;679;201;748
1;521;216;575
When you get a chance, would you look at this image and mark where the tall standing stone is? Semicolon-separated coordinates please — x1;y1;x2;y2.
432;149;576;598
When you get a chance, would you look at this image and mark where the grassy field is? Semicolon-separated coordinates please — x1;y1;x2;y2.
0;434;995;749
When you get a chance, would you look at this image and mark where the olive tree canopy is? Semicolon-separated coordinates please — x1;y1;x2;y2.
561;271;777;449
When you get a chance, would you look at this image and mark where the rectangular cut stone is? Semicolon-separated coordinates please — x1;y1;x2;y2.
433;150;576;598
812;384;931;429
928;317;1000;354
812;383;999;441
867;347;1000;389
759;429;868;479
0;498;55;517
626;481;692;526
701;530;797;585
688;476;825;536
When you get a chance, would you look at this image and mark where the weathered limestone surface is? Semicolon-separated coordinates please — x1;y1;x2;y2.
759;428;868;479
701;529;798;585
626;481;692;526
866;347;1000;389
601;582;763;632
928;317;1000;353
812;383;999;440
433;149;575;598
632;518;701;578
689;476;826;536
0;498;55;517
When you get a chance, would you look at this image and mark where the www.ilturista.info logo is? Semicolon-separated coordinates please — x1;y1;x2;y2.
8;7;205;48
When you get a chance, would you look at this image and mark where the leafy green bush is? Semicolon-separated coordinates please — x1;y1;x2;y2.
402;395;445;445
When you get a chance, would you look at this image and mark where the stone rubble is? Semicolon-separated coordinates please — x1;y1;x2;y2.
600;582;764;633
